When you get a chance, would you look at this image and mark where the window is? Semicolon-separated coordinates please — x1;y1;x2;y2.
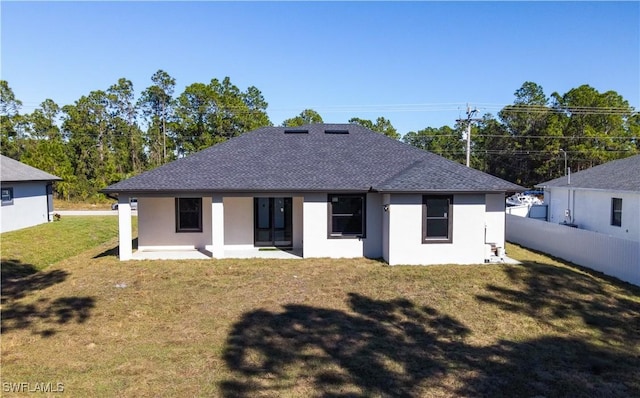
611;198;622;227
328;194;366;238
1;187;13;206
175;198;202;232
423;195;453;243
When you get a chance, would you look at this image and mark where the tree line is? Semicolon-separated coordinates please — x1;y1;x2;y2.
1;75;637;200
403;82;638;187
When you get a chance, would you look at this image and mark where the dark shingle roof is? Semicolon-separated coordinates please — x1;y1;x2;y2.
537;154;640;192
103;124;523;194
0;155;62;183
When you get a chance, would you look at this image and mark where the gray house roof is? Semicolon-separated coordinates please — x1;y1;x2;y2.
0;155;62;183
537;154;640;192
103;123;523;194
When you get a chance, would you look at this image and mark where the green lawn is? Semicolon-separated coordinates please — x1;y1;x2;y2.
1;219;639;397
1;216;126;272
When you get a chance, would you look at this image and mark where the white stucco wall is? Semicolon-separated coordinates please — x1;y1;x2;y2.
137;196;212;250
133;191;504;265
117;195;133;260
386;193;487;265
546;187;573;225
382;194;391;263
485;193;506;248
0;181;51;233
302;192;383;259
293;196;304;250
546;187;640;242
223;197;254;247
221;196;304;250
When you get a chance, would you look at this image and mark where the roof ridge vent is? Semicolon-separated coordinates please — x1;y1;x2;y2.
284;129;309;134
324;129;349;134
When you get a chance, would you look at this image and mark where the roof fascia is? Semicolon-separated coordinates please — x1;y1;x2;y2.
100;188;373;197
540;186;640;195
1;178;62;183
375;189;521;194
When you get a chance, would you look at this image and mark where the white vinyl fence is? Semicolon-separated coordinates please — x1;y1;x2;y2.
505;204;547;220
506;214;640;286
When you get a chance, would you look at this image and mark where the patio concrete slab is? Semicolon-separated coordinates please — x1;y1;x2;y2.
131;249;211;260
223;248;303;260
130;248;303;260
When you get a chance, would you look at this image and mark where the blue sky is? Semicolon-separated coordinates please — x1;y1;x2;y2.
2;1;638;135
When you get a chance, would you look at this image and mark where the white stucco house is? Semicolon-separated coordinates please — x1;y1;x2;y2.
103;124;523;265
0;155;61;233
537;154;640;242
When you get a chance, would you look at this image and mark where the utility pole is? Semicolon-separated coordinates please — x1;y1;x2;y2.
456;104;482;167
559;148;567;176
162;100;166;164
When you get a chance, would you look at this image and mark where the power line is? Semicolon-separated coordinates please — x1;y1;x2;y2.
12;101;637;115
408;134;638;140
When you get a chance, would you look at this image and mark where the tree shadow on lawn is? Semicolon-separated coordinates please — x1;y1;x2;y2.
221;293;639;397
1;259;94;337
476;260;640;346
1;259;68;303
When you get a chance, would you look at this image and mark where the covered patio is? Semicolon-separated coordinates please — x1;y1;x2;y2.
130;247;303;261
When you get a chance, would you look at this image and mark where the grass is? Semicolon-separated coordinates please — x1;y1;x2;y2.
1;216;126;271
1;220;639;397
54;200;114;211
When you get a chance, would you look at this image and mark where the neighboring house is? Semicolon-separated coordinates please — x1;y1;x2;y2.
537;154;640;242
103;124;523;264
0;155;62;233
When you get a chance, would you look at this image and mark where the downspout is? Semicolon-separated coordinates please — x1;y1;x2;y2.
566;167;572;224
46;183;53;222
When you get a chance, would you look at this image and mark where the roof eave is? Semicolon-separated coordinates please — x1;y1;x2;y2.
375;188;524;194
1;177;63;183
100;187;373;195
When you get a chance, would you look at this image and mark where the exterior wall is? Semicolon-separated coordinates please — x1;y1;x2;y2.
382;194;391;263
221;196;304;250
485;193;505;248
137;196;212;250
223;197;253;247
0;181;51;233
387;193;487;265
302;192;383;259
546;187;573;224
132;191;502;265
210;195;224;257
118;195;133;260
293;196;304;250
546;187;640;242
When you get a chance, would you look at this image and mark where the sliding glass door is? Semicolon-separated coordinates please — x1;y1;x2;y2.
254;197;293;247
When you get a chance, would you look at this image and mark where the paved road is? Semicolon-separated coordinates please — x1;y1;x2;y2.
54;210;138;216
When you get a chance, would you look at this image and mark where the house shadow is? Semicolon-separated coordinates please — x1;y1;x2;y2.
93;238;138;259
1;259;94;338
220;293;640;397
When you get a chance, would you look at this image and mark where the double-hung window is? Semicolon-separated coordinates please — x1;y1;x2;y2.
175;198;202;232
423;195;453;243
328;194;366;238
611;198;622;227
1;187;13;206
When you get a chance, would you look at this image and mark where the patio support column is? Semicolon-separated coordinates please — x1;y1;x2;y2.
211;195;224;258
118;195;132;261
